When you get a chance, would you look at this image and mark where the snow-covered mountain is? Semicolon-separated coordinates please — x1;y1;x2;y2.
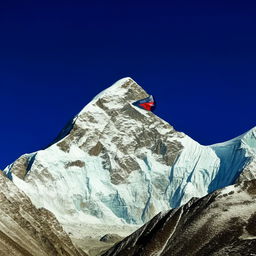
3;77;256;231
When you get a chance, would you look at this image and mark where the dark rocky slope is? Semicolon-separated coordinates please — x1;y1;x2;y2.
103;178;256;256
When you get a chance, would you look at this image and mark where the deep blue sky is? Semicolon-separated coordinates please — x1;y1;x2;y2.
0;0;256;168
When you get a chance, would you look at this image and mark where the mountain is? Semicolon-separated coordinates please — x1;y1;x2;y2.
103;177;256;256
3;77;256;240
0;172;86;256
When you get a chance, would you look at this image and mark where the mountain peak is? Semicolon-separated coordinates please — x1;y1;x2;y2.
93;77;137;100
50;77;150;146
80;77;149;115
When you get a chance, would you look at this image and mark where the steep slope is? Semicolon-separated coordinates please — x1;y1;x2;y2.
103;178;256;256
3;77;256;232
0;172;86;256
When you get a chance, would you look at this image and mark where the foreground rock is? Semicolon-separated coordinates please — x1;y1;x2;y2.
0;173;86;256
103;179;256;256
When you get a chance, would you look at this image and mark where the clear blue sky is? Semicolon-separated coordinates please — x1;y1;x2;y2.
0;0;256;168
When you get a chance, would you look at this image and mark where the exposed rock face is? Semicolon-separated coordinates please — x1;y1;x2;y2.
236;129;256;183
99;234;123;243
3;77;256;232
7;153;35;180
0;173;87;256
103;178;256;256
237;158;256;183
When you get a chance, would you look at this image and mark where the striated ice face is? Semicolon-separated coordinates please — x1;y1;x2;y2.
4;78;256;228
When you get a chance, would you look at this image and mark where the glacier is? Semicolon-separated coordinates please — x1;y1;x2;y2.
3;77;256;230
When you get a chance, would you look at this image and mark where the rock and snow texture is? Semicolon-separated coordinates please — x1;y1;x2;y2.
103;179;256;256
0;172;86;256
4;77;256;228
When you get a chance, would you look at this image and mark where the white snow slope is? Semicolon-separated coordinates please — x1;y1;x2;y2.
3;78;256;229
